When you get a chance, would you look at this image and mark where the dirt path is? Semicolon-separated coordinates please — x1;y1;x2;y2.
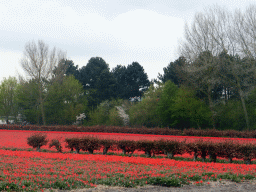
46;180;256;192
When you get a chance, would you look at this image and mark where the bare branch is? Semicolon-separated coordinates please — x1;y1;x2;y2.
20;40;66;125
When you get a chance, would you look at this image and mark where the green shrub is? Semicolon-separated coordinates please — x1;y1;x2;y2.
49;139;62;152
163;139;186;158
106;107;124;126
136;140;155;157
129;84;163;127
171;86;212;129
27;133;48;151
148;176;183;187
215;99;246;131
80;136;100;154
117;140;137;156
156;80;179;127
100;139;117;155
65;137;81;153
245;87;256;130
85;99;124;126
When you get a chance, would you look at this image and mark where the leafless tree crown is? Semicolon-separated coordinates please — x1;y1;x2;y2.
179;4;256;60
20;40;66;81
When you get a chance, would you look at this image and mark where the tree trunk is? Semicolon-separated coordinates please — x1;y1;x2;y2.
209;153;216;162
58;147;62;153
231;60;250;130
145;150;151;157
167;152;174;158
244;158;251;165
128;152;133;157
228;156;233;163
39;95;46;125
193;152;198;161
5;116;9;124
75;148;80;154
41;101;46;126
38;77;46;126
237;82;250;130
103;147;109;155
88;149;93;154
201;151;206;162
207;87;216;129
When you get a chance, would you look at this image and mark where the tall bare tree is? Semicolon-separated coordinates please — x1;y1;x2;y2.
233;5;256;58
179;5;256;130
20;40;66;125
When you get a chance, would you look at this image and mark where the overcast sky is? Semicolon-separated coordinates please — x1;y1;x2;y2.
1;0;256;82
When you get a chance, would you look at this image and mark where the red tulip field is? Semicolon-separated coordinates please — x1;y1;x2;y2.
1;129;256;191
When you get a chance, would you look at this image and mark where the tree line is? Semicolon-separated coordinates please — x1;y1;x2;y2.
0;40;150;125
150;4;256;130
117;4;256;131
1;4;256;131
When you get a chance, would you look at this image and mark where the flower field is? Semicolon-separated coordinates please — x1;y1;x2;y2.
1;129;256;191
1;129;256;150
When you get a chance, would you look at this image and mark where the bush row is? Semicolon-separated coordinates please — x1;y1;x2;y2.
64;137;256;164
2;124;256;138
27;133;256;164
27;133;62;152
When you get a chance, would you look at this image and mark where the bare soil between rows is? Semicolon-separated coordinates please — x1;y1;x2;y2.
45;180;256;192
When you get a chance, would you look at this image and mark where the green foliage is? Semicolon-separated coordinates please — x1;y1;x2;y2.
0;77;19;123
147;176;185;187
171;86;212;129
156;80;179;127
85;99;123;126
111;65;127;99
157;56;187;87
51;180;71;190
128;84;163;127
94;174;144;187
0;182;19;191
45;76;87;125
215;99;246;130
86;101;111;126
246;87;256;130
111;62;150;100
187;174;202;181
79;57;117;107
106;107;124;126
16;79;40;124
128;81;211;129
125;62;150;97
62;59;80;79
17;75;88;126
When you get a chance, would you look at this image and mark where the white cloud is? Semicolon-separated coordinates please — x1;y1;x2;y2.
0;0;185;81
3;0;253;82
0;49;23;82
110;9;184;49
